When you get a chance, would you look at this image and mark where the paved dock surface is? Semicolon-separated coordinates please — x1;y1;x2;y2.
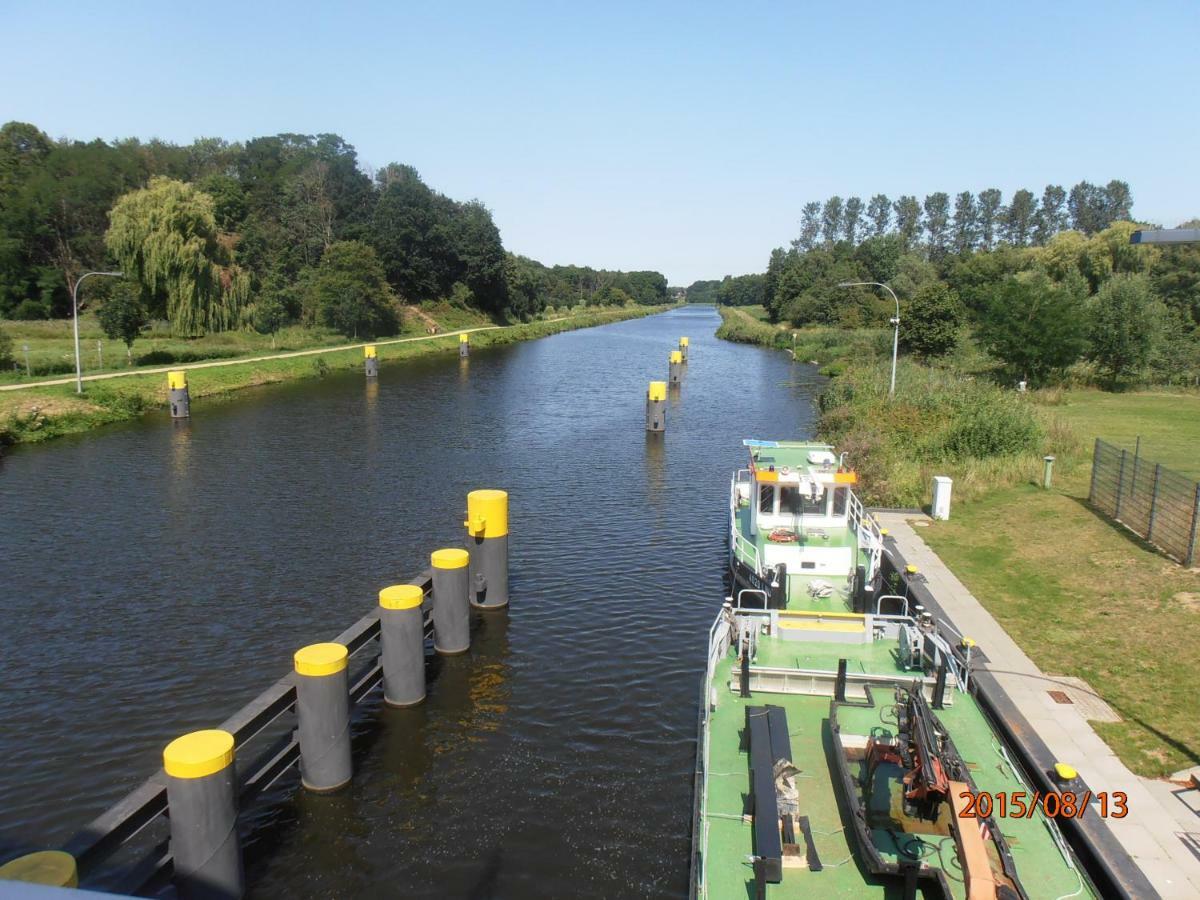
875;511;1200;899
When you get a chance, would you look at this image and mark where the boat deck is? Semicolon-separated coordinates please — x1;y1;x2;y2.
700;636;1094;899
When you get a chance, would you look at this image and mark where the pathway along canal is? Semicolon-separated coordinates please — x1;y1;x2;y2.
0;307;822;897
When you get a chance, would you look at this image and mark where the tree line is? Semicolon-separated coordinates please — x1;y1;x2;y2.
0;122;667;341
698;179;1200;386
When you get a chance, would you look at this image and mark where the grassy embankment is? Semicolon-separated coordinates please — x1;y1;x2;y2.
717;305;1200;777
1;304;664;447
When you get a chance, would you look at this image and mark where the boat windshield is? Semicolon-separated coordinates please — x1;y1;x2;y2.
779;486;823;516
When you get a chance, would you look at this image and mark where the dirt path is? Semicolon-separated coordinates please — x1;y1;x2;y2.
0;325;501;393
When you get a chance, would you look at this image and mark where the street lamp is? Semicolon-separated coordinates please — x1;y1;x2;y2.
71;271;123;394
838;281;900;397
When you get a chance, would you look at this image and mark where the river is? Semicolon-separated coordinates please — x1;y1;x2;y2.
0;307;823;897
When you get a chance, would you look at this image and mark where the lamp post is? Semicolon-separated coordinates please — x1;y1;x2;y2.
838;280;900;397
71;271;123;394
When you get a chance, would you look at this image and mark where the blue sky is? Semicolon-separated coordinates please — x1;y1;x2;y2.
4;1;1198;284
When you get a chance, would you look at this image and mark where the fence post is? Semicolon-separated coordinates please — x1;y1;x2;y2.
1088;439;1101;505
1131;436;1141;501
1146;465;1163;544
1114;450;1128;520
1187;483;1200;568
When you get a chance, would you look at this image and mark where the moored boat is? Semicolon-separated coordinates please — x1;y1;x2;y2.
693;439;1096;899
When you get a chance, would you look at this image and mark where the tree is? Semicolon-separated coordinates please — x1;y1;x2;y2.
893;196;922;249
106;177;249;335
979;273;1089;383
1033;185;1067;245
1102;180;1133;224
249;293;289;347
867;194;891;237
96;281;147;358
1088;273;1160;380
843;197;864;244
951;191;978;254
0;325;12;369
977;189;1002;250
795;202;821;252
1002;189;1036;246
1068;181;1107;234
898;281;962;358
923;193;951;258
821;197;844;244
300;240;397;338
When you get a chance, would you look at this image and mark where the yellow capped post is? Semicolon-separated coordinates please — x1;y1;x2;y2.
459;331;470;357
432;547;471;652
465;490;510;609
679;336;689;362
167;370;190;418
0;851;78;888
364;344;378;377
162;728;243;897
380;584;427;706
646;380;667;432
294;642;353;792
668;350;683;385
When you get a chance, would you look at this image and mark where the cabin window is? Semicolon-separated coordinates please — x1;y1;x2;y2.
832;487;848;516
780;487;825;516
758;484;775;514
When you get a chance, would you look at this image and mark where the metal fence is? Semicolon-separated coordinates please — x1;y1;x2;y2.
1089;439;1200;566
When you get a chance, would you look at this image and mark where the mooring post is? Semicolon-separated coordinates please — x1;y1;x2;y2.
669;350;683;385
646;381;666;432
379;585;426;706
1042;455;1055;489
168;370;190;419
163;729;244;899
364;344;378;378
432;548;471;654
293;643;353;792
459;332;470;358
0;851;78;889
465;489;509;609
679;336;689;363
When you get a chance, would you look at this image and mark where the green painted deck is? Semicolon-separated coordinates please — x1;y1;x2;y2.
699;636;1095;899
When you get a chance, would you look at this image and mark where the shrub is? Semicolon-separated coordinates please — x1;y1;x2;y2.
12;299;49;319
0;326;12;368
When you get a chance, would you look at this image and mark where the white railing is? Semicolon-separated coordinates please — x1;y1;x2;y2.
698;608;735;897
848;489;883;581
729;469;760;575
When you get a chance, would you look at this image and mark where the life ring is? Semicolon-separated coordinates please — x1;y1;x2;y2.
769;528;798;543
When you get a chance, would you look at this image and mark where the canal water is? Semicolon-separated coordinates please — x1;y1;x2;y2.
0;307;823;897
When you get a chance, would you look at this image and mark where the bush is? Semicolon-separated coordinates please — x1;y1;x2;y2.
12;299;49;319
135;348;239;366
0;326;12;368
898;282;961;358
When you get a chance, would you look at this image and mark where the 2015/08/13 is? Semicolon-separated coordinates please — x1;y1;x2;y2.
959;791;1128;820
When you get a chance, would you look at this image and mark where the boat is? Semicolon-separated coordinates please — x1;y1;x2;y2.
692;439;1096;899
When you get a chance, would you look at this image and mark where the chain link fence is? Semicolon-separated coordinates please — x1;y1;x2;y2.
1089;438;1200;566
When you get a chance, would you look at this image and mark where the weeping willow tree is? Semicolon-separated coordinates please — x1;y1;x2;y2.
106;176;249;335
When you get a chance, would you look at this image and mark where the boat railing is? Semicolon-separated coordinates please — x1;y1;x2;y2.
698;608;736;897
848;489;883;581
729;469;759;575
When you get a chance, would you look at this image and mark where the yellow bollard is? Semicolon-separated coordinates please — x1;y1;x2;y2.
646;381;667;432
167;370;190;418
679;336;689;363
465;489;509;609
364;345;378;378
669;350;683;384
431;548;470;653
459;332;470;358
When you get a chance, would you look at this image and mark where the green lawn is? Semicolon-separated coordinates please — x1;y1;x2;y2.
923;389;1200;778
1047;388;1200;478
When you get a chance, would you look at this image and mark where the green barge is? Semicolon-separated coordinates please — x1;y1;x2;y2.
694;440;1096;899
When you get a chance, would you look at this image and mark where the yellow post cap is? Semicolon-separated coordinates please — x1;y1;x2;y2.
648;381;667;402
294;642;348;677
680;336;689;346
380;584;424;610
167;370;187;390
961;637;977;649
364;344;377;358
879;528;889;536
163;729;235;779
670;350;683;363
1054;762;1078;781
465;489;508;538
459;332;469;343
905;564;919;575
0;851;78;888
432;548;470;569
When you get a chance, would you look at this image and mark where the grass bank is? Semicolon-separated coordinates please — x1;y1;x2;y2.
715;306;886;372
1;305;666;448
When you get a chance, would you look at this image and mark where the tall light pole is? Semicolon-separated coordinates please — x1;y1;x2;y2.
838;281;900;397
71;271;123;394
